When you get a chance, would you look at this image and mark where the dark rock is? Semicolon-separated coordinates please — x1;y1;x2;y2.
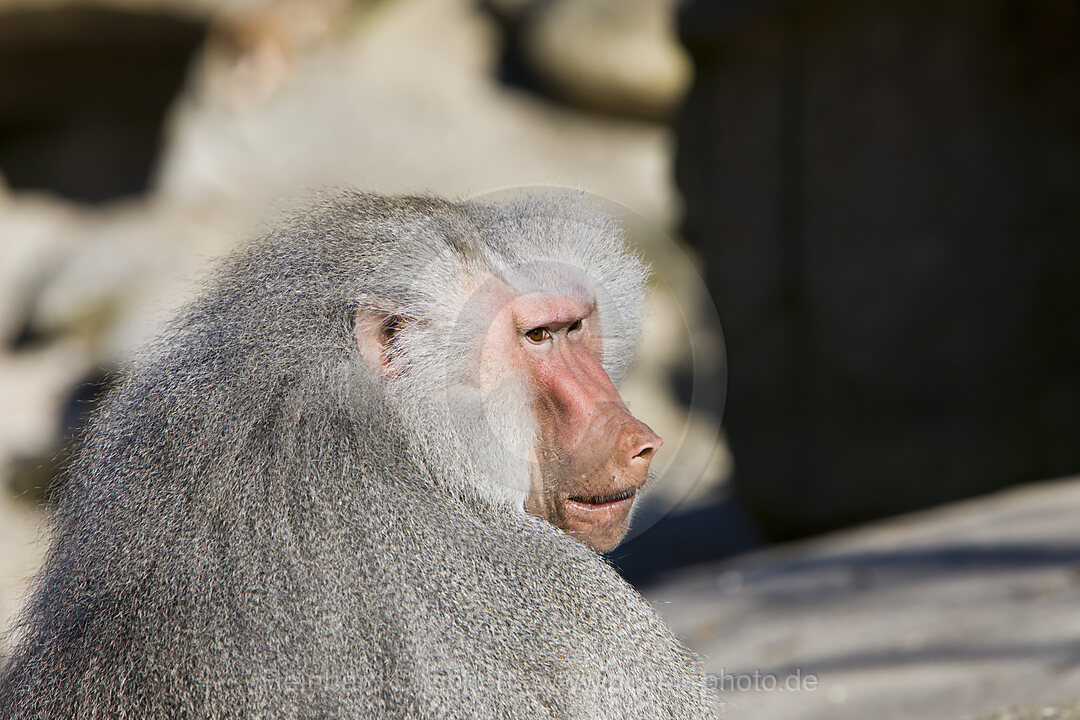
676;0;1080;538
0;6;208;203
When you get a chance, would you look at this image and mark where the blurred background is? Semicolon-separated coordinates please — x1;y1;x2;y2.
0;0;1078;718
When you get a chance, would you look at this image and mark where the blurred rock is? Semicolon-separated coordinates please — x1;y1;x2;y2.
200;0;358;110
0;341;92;497
0;0;299;18
0;194;78;344
967;700;1080;720
677;0;1080;539
26;200;243;361
479;0;540;24
520;0;691;120
649;476;1080;720
158;0;680;226
0;491;44;655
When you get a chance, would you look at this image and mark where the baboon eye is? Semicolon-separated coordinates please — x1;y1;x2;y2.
525;327;550;344
568;319;582;333
382;315;404;343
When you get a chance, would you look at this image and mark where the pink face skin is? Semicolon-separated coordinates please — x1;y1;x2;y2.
482;291;662;553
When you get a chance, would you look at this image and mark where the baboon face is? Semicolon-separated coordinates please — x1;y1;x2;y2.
512;293;660;553
466;283;660;554
356;280;660;554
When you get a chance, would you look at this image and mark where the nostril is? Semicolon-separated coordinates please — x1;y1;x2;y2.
633;445;655;461
621;418;662;465
630;432;661;463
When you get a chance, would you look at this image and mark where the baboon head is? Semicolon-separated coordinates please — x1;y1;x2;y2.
351;192;661;552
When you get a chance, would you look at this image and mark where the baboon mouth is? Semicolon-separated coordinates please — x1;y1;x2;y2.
567;489;636;507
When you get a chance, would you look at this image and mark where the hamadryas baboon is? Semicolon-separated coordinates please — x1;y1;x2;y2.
0;191;717;718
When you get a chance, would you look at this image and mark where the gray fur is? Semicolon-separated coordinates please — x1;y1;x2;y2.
0;191;716;719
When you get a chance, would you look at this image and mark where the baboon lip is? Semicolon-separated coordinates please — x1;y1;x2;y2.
566;488;636;508
561;488;637;542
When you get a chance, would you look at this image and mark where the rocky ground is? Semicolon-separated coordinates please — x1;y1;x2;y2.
647;477;1080;719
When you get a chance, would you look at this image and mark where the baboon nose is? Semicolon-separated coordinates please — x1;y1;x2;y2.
622;419;662;470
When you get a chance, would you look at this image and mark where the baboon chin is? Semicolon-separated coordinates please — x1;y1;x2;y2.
0;190;717;719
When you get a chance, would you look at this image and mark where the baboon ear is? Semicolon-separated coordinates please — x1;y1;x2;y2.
354;306;406;377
